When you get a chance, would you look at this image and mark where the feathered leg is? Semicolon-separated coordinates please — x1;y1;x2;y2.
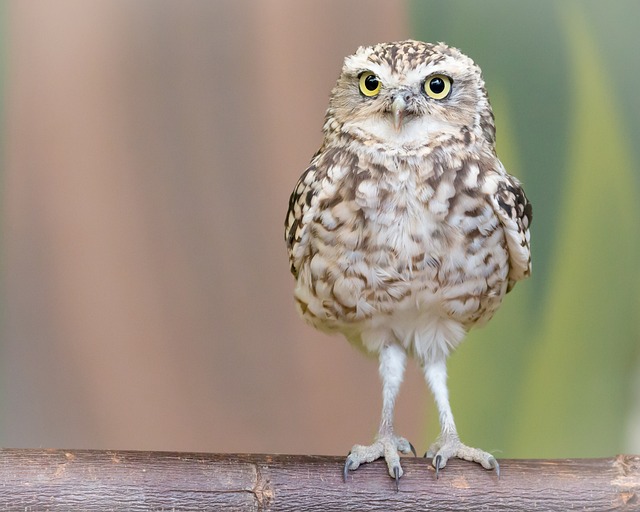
344;343;415;488
423;359;499;477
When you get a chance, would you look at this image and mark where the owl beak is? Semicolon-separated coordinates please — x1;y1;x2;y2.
391;96;407;131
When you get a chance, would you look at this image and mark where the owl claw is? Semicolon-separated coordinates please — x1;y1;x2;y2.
427;436;499;478
434;454;443;479
393;465;400;491
342;435;408;485
408;441;417;457
343;457;355;482
489;456;500;478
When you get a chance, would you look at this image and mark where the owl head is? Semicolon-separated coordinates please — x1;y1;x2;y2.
325;40;495;148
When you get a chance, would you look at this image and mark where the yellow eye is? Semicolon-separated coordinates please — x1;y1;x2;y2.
358;71;381;97
424;74;452;100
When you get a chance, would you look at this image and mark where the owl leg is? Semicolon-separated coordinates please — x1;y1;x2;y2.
344;343;415;489
423;359;499;477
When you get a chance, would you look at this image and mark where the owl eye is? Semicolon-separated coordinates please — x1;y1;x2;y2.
358;71;381;97
424;74;452;100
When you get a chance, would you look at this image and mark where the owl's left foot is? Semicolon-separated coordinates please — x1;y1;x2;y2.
426;435;499;478
344;435;416;490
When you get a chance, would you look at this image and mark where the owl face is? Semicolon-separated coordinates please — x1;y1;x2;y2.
327;40;494;148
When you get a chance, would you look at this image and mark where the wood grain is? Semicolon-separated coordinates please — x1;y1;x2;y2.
0;450;638;511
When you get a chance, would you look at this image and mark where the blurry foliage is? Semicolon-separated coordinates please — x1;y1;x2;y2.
410;0;640;457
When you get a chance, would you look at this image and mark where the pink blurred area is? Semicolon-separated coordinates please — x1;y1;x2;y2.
3;0;431;454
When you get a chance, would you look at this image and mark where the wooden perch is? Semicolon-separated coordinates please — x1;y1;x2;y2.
0;449;638;511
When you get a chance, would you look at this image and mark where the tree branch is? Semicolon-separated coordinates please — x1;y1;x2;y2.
0;449;638;510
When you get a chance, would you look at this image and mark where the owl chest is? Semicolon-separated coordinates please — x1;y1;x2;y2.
319;171;462;270
301;167;509;326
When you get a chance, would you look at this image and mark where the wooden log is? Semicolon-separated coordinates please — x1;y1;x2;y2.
0;449;637;511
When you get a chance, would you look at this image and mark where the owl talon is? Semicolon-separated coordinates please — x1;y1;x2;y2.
489;456;500;478
343;457;355;482
409;441;417;457
393;465;400;491
428;435;498;477
342;435;408;484
434;454;443;479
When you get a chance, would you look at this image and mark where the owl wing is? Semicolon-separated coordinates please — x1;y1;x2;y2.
487;169;532;291
285;163;320;278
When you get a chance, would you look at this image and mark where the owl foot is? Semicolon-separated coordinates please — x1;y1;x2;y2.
425;435;499;478
344;435;415;490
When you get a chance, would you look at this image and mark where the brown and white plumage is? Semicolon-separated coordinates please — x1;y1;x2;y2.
285;40;531;486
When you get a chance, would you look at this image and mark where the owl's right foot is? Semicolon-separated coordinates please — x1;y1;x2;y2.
426;434;499;479
343;435;415;490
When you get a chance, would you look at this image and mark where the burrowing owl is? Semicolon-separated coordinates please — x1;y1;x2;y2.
285;40;531;487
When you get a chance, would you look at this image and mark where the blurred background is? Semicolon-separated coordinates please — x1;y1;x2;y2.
2;0;639;459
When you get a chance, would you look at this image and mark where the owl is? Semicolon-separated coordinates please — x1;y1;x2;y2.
285;40;531;488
